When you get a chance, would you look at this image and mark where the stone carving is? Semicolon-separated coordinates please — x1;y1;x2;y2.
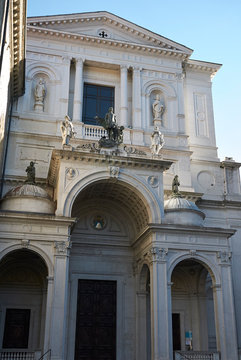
95;107;124;147
150;127;165;156
54;240;72;255
77;142;100;153
123;146;146;156
189;249;197;256
60;115;76;146
109;166;120;178
172;175;182;198
25;161;36;184
21;239;30;248
34;77;46;111
146;247;168;263
152;94;165;122
66;168;76;179
148;176;158;187
217;251;232;264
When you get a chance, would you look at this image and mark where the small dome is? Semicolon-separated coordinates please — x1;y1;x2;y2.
4;184;51;199
164;197;201;211
164;196;205;226
0;184;55;214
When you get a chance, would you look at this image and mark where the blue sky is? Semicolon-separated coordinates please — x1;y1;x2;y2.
27;0;241;162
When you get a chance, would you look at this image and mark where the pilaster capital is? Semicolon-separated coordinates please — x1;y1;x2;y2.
54;240;72;255
75;57;84;65
61;56;72;65
145;247;168;264
217;251;232;265
132;66;142;73
120;64;128;71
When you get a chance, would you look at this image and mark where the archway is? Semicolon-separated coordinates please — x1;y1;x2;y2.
67;179;151;360
0;249;48;356
171;259;217;353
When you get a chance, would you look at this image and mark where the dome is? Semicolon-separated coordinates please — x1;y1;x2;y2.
0;184;55;214
164;196;205;226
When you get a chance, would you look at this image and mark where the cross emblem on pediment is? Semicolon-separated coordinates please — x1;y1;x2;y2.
99;31;108;38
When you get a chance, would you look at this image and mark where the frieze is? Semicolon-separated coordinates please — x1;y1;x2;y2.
123;146;146;156
76;142;100;153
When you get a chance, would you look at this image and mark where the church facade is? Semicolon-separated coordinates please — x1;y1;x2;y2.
0;10;241;360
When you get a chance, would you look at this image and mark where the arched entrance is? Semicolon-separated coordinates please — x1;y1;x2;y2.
0;249;48;357
171;259;217;354
67;179;151;360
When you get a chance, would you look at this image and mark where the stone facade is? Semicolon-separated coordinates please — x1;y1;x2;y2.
0;10;241;360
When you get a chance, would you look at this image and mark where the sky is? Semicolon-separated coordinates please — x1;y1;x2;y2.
27;0;241;163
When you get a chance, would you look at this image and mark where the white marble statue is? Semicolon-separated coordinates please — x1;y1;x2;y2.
152;94;165;121
34;78;46;111
150;126;165;155
60;115;76;146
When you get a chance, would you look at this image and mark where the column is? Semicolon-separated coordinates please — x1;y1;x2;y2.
43;276;54;354
148;247;171;360
60;57;71;116
73;58;84;122
49;241;71;360
132;67;142;129
136;290;148;360
120;65;128;127
213;252;238;360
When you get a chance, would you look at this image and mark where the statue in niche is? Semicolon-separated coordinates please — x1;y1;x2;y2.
25;161;36;184
172;175;182;197
150;126;165;156
34;77;46;111
152;94;165;122
60;115;76;146
95;107;124;147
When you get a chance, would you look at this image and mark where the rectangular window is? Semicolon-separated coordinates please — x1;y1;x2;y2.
82;83;114;125
2;309;31;349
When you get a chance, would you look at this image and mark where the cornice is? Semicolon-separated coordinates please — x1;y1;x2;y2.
27;25;189;59
137;223;236;243
27;11;193;55
48;149;173;186
185;59;222;77
12;0;27;97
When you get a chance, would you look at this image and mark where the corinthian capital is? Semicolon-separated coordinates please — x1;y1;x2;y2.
146;247;168;264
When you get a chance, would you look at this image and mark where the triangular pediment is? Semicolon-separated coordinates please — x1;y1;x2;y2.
27;11;193;56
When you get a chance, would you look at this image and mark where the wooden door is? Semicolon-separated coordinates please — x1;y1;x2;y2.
75;279;116;360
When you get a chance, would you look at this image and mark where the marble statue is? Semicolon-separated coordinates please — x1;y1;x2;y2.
60;115;76;146
150;126;165;155
152;94;165;121
25;161;36;184
34;78;46;111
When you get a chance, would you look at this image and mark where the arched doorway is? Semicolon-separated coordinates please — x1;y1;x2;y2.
0;249;48;357
67;179;151;360
171;259;216;353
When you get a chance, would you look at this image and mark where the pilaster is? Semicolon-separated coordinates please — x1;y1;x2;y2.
147;247;171;360
49;240;71;360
